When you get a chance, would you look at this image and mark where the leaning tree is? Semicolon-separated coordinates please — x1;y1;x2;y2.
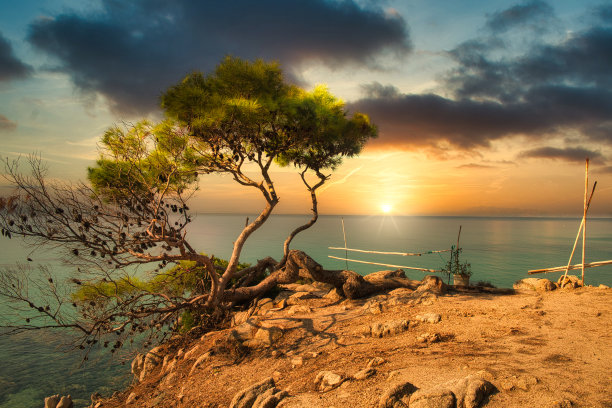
0;57;415;352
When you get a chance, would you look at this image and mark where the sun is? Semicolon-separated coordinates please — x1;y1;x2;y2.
381;203;392;214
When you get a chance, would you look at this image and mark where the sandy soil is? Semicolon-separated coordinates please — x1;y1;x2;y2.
93;283;612;408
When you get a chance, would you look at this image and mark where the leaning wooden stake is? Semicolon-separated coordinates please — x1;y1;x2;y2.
561;171;596;286
341;217;348;270
582;159;588;286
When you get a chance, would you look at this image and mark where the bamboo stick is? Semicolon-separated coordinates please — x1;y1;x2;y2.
327;255;439;273
560;180;597;284
582;159;588;286
328;247;451;256
528;259;612;274
341;217;348;270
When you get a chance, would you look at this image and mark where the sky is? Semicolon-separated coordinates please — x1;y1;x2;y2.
0;0;611;216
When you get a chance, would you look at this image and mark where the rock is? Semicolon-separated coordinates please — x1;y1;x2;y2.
388;288;413;297
558;275;582;289
286;305;313;315
354;367;376;380
131;353;145;380
362;300;384;315
599;284;610;289
417;332;441;343
232;310;252;326
416;275;447;294
252;388;288;408
443;374;496;408
370;319;410;338
229;377;276;408
287;292;320;305
229;318;261;343
409;387;456;408
516;374;539;391
56;395;73;408
275;298;288;309
314;371;345;392
367;357;386;368
248;325;283;347
126;392;138;405
189;352;212;375
140;346;163;382
415;313;442;323
514;278;557;292
324;288;344;301
378;381;418;408
291;356;304;367
44;395;60;408
256;298;275;314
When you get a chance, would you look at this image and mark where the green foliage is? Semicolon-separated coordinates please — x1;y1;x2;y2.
161;56;377;175
87;120;198;202
72;257;252;302
440;247;472;277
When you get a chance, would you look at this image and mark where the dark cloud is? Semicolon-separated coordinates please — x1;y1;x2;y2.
0;32;32;82
360;82;400;99
27;0;411;114
519;146;604;163
350;2;612;152
0;114;17;131
485;0;554;33
350;86;612;149
598;165;612;174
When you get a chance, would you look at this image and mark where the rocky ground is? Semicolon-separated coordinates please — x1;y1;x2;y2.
83;275;611;408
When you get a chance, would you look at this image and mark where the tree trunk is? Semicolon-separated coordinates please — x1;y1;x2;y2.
226;249;425;303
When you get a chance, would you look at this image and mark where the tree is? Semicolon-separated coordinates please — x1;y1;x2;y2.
0;57;416;353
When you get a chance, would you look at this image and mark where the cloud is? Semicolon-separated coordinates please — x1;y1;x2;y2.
27;0;411;114
519;146;604;163
349;3;612;152
0;114;17;131
456;163;495;169
484;0;555;33
0;32;32;82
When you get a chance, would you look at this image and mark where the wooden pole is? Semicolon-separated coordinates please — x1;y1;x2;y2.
528;259;612;274
341;217;348;270
328;247;451;256
561;180;597;285
582;158;588;286
328;255;439;273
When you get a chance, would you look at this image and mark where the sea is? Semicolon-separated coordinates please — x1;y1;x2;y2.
0;214;611;407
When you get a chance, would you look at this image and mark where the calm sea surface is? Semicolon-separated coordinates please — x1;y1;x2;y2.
0;214;611;407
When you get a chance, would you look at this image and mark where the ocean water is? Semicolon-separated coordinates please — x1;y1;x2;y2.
0;214;611;407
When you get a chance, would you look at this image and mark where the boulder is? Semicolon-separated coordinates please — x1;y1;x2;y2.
248;325;284;347
443;374;497;408
126;392;137;404
415;313;442;323
44;395;60;408
56;396;73;408
417;332;441;343
513;278;556;292
229;377;276;408
409;387;456;408
314;371;345;392
140;346;163;382
416;276;447;294
558;275;582;289
362;300;384;315
229;318;261;343
378;381;418;408
370;320;410;338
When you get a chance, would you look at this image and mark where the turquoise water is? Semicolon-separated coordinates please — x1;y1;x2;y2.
0;214;611;407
